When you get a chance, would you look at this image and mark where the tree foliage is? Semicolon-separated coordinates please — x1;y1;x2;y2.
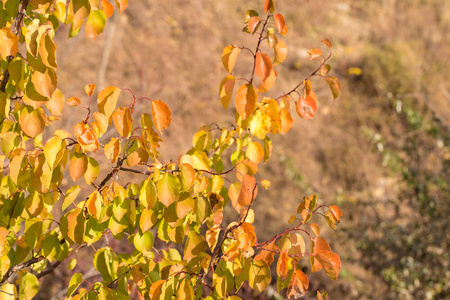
0;0;342;299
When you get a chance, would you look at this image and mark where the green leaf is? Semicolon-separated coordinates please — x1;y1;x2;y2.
18;273;39;300
67;273;83;297
44;136;67;170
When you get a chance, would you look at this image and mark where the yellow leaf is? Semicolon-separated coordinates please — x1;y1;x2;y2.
85;83;95;97
219;75;235;110
274;39;287;66
39;33;57;69
104;138;121;163
84;157;99;185
115;0;128;13
31;68;57;98
222;45;241;74
97;86;121;120
183;231;207;262
44;136;67;170
279;109;293;135
0;27;19;60
246;141;263;164
91;111;108;137
46;89;65;116
248;260;271;293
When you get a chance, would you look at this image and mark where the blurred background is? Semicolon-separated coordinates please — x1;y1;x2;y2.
47;0;450;299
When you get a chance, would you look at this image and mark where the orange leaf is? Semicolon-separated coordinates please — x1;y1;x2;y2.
287;269;309;299
69;152;88;181
228;182;241;211
112;107;133;137
46;89;65;115
31;68;57;98
310;237;331;272
254;241;277;266
321;38;332;48
19;106;47;138
264;0;275;13
255;52;272;81
329;205;343;222
315;250;341;280
85;83;95;97
222;45;241;74
104;138;121;163
219;75;235;110
248;16;261;34
276;251;290;280
274;14;288;36
235;84;257;120
115;0;128;13
296;94;317;119
237;174;257;207
257;68;277;93
101;0;114;18
308;48;322;60
151;100;171;133
73;123;99;152
66;97;81;107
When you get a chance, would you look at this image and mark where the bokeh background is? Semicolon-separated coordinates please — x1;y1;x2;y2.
43;0;450;299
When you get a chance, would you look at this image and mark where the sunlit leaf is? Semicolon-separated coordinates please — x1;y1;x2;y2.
296;93;317;119
46;89;65;116
219;75;235;110
97;86;121;121
69;152;88;181
115;0;128;13
101;0;114;18
19;106;47;138
279;109;293;134
257;69;277;93
249;260;271;293
157;173;180;207
74;122;99;152
104;137;121;163
246;141;263;164
274;39;287;65
248;16;260;34
287;269;309;299
183;231;207;262
60;208;86;245
112;107;133;137
235;84;257;120
311;223;321;236
276;251;290;280
67;273;82;297
308;48;322;60
0;27;19;60
18;273;39;300
84;157;99;184
152;99;171;133
255;52;272;81
264;0;275;13
237;174;257;207
85;83;95;97
44;136;67;169
31;68;57;98
66;97;81;106
274;14;288;36
39;32;57;69
85;9;106;40
315;250;341;280
222;45;241;74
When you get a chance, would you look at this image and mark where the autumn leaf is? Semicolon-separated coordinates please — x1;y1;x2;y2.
235;84;257;120
296;93;317;119
276;251;290;280
255;51;272;81
325;76;341;100
274;14;288;36
151;100;171;133
308;48;322;60
287;269;309;299
237;174;257;207
222;45;241;74
219;75;235;110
